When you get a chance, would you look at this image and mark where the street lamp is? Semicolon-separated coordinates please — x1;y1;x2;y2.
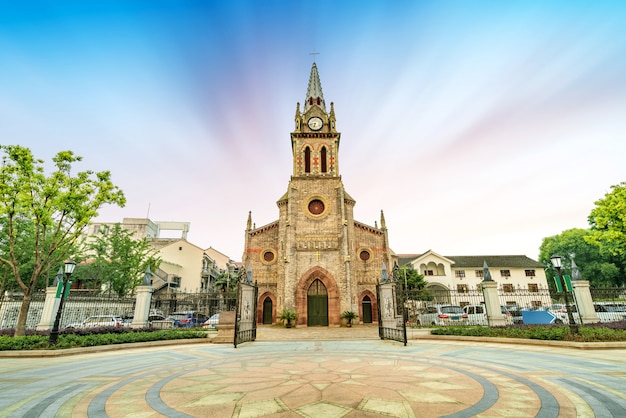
48;260;76;344
550;254;578;334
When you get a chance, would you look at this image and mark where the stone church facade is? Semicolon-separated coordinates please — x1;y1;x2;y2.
243;63;392;326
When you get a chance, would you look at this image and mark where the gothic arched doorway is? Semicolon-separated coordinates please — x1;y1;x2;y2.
362;295;372;323
262;297;273;324
307;279;328;326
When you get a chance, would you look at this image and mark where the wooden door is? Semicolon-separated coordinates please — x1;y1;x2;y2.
307;279;328;326
263;297;272;324
362;295;372;323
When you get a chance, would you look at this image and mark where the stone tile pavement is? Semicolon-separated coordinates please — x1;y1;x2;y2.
1;325;625;417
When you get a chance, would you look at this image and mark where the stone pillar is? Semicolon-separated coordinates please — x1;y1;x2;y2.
131;285;153;328
482;281;506;327
572;280;599;324
379;282;398;328
36;286;60;331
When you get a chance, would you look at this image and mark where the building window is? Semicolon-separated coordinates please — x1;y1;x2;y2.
457;284;468;293
525;269;536;277
500;270;511;277
528;283;539;293
424;270;434;276
304;146;311;173
475;270;483;278
502;284;514;293
321;146;327;173
455;270;465;279
359;250;371;261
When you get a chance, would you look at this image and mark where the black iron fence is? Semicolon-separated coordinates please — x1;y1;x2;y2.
151;291;237;319
0;292;46;329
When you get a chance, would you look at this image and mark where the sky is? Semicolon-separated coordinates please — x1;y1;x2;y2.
2;1;625;262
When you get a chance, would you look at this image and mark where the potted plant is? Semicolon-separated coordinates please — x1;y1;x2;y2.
278;309;297;328
341;311;357;327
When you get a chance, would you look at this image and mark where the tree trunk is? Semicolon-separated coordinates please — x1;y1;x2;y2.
14;292;32;336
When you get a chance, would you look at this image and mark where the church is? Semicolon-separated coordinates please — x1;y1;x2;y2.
243;63;392;327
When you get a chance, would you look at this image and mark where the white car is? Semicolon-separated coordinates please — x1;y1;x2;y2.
417;304;467;326
68;315;124;329
203;313;220;329
463;304;513;326
594;303;626;322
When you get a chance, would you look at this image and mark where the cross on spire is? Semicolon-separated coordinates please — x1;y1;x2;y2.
309;51;320;63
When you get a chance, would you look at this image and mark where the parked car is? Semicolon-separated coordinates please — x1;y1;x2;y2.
167;311;208;328
506;306;524;324
549;304;580;324
594;303;626;322
203;313;220;329
67;315;124;329
417;304;467;326
463;304;513;326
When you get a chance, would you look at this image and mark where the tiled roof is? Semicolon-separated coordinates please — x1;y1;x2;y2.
447;255;544;268
396;253;543;268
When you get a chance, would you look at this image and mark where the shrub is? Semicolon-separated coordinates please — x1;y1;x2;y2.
0;328;207;351
429;321;626;342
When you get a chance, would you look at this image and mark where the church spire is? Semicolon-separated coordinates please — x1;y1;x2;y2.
304;62;326;113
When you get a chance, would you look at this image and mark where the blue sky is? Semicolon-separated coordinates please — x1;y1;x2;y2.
2;1;625;261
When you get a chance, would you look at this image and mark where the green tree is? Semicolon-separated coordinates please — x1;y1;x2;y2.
539;228;620;286
0;145;125;335
0;216;38;294
395;264;428;291
585;182;626;285
214;271;238;295
74;223;161;296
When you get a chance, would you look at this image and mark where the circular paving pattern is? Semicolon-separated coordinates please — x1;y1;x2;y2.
1;337;625;417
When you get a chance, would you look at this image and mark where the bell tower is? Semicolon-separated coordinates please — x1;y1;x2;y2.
292;63;340;178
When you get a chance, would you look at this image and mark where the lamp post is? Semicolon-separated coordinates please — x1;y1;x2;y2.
48;260;76;345
550;254;578;335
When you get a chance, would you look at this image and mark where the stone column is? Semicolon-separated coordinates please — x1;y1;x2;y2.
131;285;153;328
379;282;398;328
572;280;599;324
36;286;60;331
482;281;506;326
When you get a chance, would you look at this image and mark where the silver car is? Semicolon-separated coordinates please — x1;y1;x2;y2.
417;304;467;326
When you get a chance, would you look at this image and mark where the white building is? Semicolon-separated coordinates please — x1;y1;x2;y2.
398;250;551;308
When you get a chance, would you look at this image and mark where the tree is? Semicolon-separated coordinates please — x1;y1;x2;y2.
74;223;161;296
0;145;125;335
214;271;238;295
539;228;620;287
585;182;626;285
395;264;427;291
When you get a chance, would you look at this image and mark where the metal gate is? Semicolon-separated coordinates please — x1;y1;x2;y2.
377;280;407;346
234;278;258;348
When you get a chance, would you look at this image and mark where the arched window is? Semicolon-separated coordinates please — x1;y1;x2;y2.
320;146;327;173
304;147;311;173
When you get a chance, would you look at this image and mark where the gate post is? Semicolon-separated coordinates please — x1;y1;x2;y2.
131;286;153;328
482;281;506;326
131;267;153;328
481;261;506;326
36;286;60;331
572;281;599;324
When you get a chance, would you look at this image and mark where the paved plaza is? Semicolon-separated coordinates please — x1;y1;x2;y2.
1;326;625;417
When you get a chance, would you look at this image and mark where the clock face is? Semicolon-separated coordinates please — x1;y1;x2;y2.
308;117;323;131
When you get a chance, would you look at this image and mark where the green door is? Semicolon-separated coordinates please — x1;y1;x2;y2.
263;297;273;324
362;296;372;323
307;279;328;326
